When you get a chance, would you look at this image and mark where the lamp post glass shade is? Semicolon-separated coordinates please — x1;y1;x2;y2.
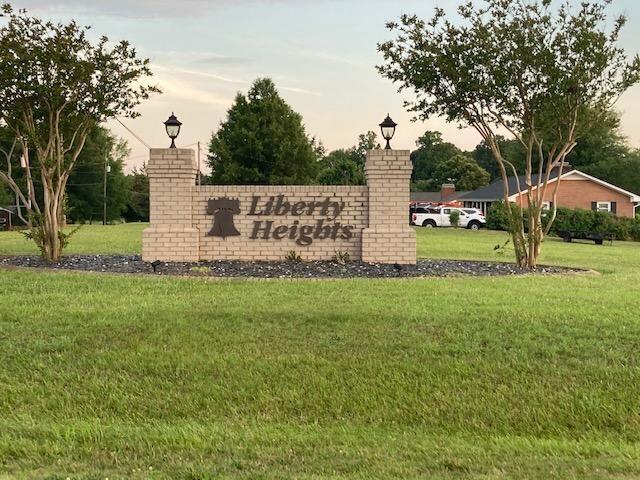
379;114;397;150
164;113;182;148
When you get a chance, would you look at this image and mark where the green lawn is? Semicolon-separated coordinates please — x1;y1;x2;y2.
1;225;639;479
0;222;145;255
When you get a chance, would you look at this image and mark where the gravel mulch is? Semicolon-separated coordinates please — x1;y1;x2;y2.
0;255;583;278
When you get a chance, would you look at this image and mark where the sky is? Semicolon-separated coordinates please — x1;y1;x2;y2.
12;0;640;171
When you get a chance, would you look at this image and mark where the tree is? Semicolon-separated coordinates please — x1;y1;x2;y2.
432;154;490;191
472;136;527;181
66;128;130;223
379;0;640;268
0;182;10;205
0;5;158;261
566;109;628;170
317;150;365;185
582;152;640;197
411;131;461;187
316;131;380;185
208;78;318;185
123;165;149;222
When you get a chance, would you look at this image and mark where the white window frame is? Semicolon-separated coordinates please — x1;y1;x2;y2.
541;201;551;211
596;201;611;213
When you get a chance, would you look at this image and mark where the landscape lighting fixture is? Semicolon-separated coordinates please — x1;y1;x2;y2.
164;113;182;149
379;114;397;150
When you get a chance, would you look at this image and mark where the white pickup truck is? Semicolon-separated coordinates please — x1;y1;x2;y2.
411;205;486;230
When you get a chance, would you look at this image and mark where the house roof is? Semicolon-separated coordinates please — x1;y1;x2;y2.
411;191;469;203
458;171;562;202
459;169;640;203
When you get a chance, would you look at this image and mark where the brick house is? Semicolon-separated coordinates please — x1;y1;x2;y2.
458;168;640;218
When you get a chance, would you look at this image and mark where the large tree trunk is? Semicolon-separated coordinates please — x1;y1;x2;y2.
38;175;64;262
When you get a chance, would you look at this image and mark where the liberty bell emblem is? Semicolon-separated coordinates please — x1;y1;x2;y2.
207;197;241;238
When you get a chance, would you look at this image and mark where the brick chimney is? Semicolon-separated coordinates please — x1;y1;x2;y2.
441;184;456;201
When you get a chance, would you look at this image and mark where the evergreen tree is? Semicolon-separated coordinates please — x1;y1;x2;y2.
207;78;317;185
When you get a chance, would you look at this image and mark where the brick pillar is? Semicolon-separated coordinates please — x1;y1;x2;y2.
142;148;199;262
362;149;416;265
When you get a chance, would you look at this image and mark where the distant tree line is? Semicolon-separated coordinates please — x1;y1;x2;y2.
0;125;149;224
3;76;639;226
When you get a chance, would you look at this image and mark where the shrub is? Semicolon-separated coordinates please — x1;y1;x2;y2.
488;204;640;241
285;250;302;262
449;210;460;228
548;207;640;241
332;251;350;264
486;201;524;231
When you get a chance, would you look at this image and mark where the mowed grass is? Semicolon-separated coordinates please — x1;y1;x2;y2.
1;225;640;479
0;222;145;255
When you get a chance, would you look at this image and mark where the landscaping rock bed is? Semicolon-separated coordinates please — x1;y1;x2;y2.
0;255;582;278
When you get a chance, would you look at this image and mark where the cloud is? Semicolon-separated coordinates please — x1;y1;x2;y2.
158;76;231;106
153;64;320;97
16;0;299;18
197;54;252;66
153;64;247;85
281;86;321;97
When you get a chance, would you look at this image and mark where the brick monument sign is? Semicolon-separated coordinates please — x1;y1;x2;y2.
142;148;416;264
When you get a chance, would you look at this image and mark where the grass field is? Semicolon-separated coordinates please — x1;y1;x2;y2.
1;224;639;479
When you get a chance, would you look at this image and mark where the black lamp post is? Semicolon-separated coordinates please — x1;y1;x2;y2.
164;113;182;148
379;114;397;150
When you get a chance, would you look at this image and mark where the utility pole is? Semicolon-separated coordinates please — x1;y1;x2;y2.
197;141;201;186
103;152;109;226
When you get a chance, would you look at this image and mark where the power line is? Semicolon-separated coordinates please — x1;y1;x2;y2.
114;117;151;149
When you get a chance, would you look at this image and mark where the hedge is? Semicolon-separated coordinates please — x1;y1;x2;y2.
486;201;640;241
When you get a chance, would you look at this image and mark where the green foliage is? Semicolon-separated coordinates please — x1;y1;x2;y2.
550;208;640;241
487;203;640;242
317;150;365;185
581;152;640;197
493;238;511;257
123;166;149;222
378;0;640;268
208;78;318;185
410;131;462;187
66;128;130;223
0;4;158;260
566;109;628;170
486;201;523;232
22;212;81;258
332;250;351;264
317;131;379;186
432;154;490;191
189;266;211;276
472;136;527;181
0;4;157;154
0;182;11;205
285;250;302;262
449;210;460;228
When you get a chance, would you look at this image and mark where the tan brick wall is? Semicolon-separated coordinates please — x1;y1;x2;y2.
142;149;199;262
142;148;417;264
195;185;368;261
515;178;636;218
362;150;416;265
